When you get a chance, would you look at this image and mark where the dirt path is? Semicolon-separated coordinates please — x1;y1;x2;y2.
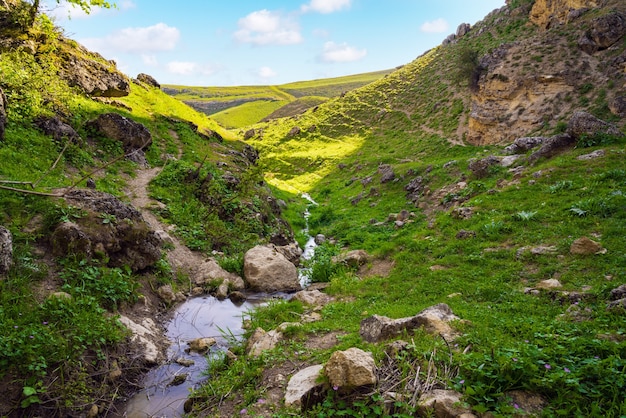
124;139;205;279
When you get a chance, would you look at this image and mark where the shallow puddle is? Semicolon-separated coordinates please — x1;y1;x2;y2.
120;296;261;418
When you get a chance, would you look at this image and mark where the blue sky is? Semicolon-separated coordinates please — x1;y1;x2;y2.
47;0;505;86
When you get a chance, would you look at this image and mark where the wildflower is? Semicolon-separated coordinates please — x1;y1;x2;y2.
43;321;48;325
257;399;266;404
240;409;247;415
29;335;34;339
512;358;518;362
564;367;571;373
544;364;551;370
524;340;529;343
14;325;18;329
459;380;465;385
514;404;520;409
333;385;339;391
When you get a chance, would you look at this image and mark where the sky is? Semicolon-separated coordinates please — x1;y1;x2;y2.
45;0;506;87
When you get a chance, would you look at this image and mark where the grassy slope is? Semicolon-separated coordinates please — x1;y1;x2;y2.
190;1;626;416
163;69;394;128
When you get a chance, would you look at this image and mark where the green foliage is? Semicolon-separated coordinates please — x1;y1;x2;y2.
454;46;483;91
577;132;625;148
59;259;138;310
307;244;341;283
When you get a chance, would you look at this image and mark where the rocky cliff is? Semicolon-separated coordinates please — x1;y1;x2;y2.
467;0;625;145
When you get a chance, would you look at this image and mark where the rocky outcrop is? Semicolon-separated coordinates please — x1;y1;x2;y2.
58;41;130;97
566;111;624;139
0;87;6;142
527;133;576;163
87;113;152;151
136;73;160;89
51;189;162;271
324;348;377;389
504;136;546;154
0;226;13;276
578;11;626;54
530;0;597;28
243;245;300;292
418;390;474;418
118;316;162;364
378;164;395;183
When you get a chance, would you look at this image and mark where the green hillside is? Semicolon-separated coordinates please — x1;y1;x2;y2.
0;0;625;417
163;69;394;129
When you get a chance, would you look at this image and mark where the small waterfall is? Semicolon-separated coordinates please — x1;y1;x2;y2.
298;193;318;288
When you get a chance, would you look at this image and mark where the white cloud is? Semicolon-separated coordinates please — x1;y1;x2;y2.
420;18;449;33
301;0;351;14
167;62;219;77
234;10;302;45
81;23;180;54
141;55;158;66
120;1;136;10
258;66;278;79
319;41;366;63
312;28;330;38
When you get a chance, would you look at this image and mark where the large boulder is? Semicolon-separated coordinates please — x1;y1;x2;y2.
578;12;626;54
58;42;130;97
0;87;6;141
504;136;546;154
136;73;160;89
51;189;162;271
528;133;576;164
243;245;300;292
324;348;377;389
0;226;13;276
86;113;152;151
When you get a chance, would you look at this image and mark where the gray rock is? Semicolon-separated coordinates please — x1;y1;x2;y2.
579;12;626;54
243;245;301;292
468;156;500;178
504;137;546;154
378;164;395;183
456;23;471;38
0;226;13;276
610;96;626;117
418;390;474;418
567;111;624;140
136;73;160;88
292;289;333;307
247;328;283;357
285;365;325;408
610;284;626;301
314;234;326;245
118;316;161;364
35;117;81;144
288;126;301;136
188;337;216;353
324;348;377;389
528;133;576;164
332;249;369;268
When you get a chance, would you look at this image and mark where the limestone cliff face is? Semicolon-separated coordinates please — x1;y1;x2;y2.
466;0;626;145
530;0;598;28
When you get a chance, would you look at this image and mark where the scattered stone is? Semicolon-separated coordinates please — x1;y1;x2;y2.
528;133;575;164
559;303;593;322
504;136;546;154
157;285;177;304
418;390;473;418
500;155;521;167
324;348;377;389
468;156;500;178
578;12;626;54
405;176;425;203
49;291;73;301
607;298;626;312
610;96;626;117
452;207;473;219
274;242;304;266
118;316;161;364
531;246;558;256
456;229;476;239
570;236;605;255
0;226;13;276
577;149;605;161
244;129;256;139
35;116;81;144
243;245;301;292
292;290;333;307
456;23;471;38
284;364;325;408
610;285;626;301
108;360;122;381
175;357;195;367
332;249;369;268
188;337;217;354
229;291;247;304
314;234;326;245
360;303;460;343
536;279;562;290
288;126;301;137
378;164;396;183
168;374;188;386
86;404;99;418
247;328;283;357
191;258;243;288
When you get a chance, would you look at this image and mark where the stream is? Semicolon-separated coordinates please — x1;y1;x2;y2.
120;193;318;417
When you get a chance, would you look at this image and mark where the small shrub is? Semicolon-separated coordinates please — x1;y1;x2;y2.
513;210;538;222
577;133;624;148
548;180;573;193
481;220;511;238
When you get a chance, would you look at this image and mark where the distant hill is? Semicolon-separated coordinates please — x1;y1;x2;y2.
162;69;394;128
